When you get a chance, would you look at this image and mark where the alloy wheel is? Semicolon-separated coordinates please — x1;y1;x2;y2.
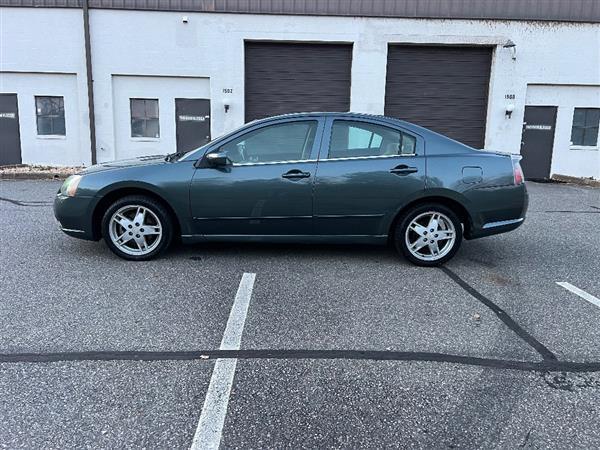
404;211;456;262
108;204;163;256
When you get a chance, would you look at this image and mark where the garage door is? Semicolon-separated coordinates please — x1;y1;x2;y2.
385;45;492;148
245;42;352;122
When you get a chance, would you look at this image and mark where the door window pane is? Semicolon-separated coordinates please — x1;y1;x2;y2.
329;121;416;159
130;98;160;138
218;121;317;164
401;133;417;154
348;126;377;148
35;96;65;136
571;108;599;146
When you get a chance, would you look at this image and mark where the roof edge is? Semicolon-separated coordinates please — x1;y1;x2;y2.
0;0;599;24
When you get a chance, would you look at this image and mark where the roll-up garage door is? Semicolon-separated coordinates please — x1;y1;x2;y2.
385;45;492;148
244;42;352;122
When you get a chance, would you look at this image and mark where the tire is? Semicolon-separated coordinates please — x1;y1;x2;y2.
394;203;463;267
101;195;173;261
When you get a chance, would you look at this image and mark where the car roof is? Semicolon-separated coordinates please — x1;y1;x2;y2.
253;112;481;152
180;111;476;161
249;111;429;136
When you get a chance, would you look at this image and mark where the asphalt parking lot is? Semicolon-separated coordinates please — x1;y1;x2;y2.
1;179;599;448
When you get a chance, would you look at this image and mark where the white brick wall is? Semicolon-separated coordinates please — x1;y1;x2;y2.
1;7;599;178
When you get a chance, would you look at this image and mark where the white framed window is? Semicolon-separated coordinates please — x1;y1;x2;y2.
570;108;599;149
130;98;160;138
35;96;65;136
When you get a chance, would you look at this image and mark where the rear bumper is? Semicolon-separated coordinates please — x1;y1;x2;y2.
53;193;97;241
471;217;525;238
466;183;528;239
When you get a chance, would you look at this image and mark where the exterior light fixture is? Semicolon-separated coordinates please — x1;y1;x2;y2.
503;39;517;60
223;98;230;113
505;103;515;119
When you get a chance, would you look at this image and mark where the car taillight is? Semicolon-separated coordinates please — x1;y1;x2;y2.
511;156;524;185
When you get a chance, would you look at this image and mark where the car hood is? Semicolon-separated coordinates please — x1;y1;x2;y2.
80;155;167;174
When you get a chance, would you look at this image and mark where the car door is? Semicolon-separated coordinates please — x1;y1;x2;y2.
189;118;323;236
314;118;426;236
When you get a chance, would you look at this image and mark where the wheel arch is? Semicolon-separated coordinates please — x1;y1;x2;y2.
387;195;474;242
91;185;182;240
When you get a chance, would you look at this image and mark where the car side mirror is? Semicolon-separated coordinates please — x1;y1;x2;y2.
205;152;232;167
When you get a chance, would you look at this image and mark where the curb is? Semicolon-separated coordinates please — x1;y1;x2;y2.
551;174;600;188
0;172;68;181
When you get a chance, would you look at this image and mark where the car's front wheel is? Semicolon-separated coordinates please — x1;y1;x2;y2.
101;195;173;261
395;203;463;266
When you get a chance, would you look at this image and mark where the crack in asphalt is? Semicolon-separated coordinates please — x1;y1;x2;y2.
440;266;557;361
0;267;596;373
0;267;600;374
0;194;595;375
1;266;593;373
0;196;53;207
519;429;533;447
543;210;600;213
541;371;600;390
0;349;599;372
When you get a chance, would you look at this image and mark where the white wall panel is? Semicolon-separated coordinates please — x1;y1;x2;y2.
0;72;83;166
1;6;599;178
526;85;600;179
109;75;209;160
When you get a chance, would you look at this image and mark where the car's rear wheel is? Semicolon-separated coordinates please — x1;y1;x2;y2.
101;195;173;261
395;203;463;266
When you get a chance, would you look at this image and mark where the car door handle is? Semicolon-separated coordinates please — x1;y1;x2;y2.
282;169;311;180
390;165;418;175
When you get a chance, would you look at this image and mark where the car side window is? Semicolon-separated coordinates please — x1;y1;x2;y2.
328;121;416;159
218;121;318;164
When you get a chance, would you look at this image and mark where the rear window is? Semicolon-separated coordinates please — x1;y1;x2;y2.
328;121;416;159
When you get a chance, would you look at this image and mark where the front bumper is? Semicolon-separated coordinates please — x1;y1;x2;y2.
53;193;97;241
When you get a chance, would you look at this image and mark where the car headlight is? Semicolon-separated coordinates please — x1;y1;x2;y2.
61;175;83;197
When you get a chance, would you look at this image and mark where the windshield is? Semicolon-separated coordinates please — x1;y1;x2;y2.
167;143;209;162
178;129;239;161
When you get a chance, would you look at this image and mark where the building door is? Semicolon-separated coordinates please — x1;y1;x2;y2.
175;98;211;153
520;106;557;180
244;42;352;122
385;45;492;149
0;93;22;166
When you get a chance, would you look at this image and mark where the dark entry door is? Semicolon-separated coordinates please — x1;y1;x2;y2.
175;98;211;153
520;106;557;180
0;94;22;166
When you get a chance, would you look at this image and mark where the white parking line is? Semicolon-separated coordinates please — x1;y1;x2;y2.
556;282;600;309
190;272;256;450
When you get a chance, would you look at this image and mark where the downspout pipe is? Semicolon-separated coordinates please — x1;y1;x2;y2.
82;0;97;165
